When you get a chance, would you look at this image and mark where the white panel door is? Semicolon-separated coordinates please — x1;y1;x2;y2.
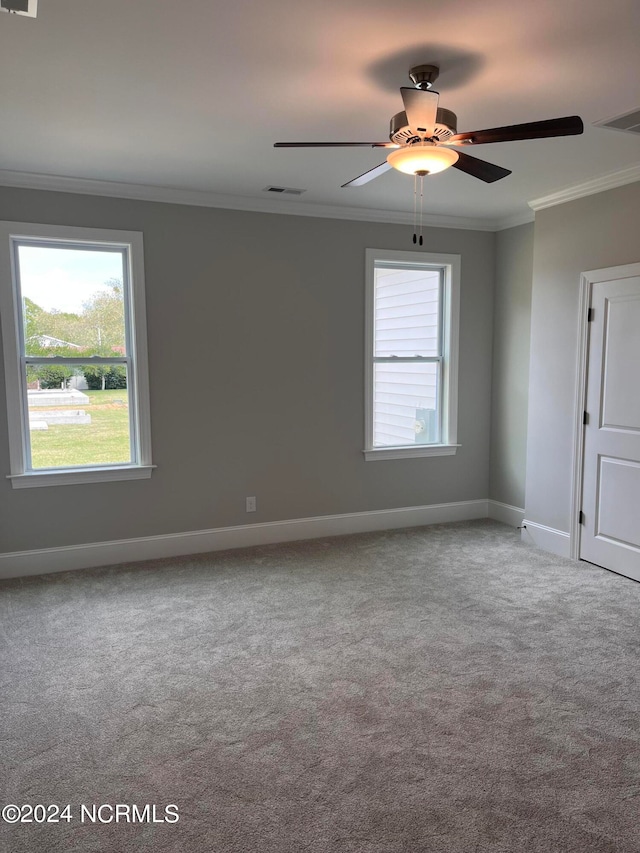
580;272;640;580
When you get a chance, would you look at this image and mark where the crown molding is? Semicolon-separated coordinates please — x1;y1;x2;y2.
493;209;535;231
3;164;639;231
0;168;502;231
528;163;640;211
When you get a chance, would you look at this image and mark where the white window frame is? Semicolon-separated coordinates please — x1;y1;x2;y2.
0;222;154;488
364;248;460;461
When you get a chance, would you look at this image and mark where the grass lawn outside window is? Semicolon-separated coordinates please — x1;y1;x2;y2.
30;389;131;469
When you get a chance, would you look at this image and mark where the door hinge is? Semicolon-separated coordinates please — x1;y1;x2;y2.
583;411;589;425
587;307;594;321
579;510;585;525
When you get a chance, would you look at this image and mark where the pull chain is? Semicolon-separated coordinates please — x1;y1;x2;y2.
419;174;424;246
412;170;428;247
412;173;417;244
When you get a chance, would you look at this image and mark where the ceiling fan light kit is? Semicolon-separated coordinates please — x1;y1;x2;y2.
386;143;459;176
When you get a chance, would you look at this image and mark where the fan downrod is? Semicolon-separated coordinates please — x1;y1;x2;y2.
409;65;440;90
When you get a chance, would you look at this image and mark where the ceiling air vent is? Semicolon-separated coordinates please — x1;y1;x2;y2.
594;108;640;136
263;186;306;196
0;0;37;16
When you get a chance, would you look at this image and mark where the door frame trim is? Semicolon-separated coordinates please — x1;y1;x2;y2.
570;262;640;560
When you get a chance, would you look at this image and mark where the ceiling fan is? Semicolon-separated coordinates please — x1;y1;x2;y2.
275;64;584;187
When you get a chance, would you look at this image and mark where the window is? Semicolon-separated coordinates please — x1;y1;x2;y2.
0;222;153;487
364;249;460;461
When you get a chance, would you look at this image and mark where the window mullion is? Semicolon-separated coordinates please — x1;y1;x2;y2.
24;356;127;365
373;356;441;364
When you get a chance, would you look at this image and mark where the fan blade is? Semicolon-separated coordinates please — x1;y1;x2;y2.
342;161;392;188
400;88;439;137
450;115;584;145
274;142;397;148
452;151;511;183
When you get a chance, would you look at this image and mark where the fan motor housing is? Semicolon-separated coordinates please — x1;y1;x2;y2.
390;107;457;144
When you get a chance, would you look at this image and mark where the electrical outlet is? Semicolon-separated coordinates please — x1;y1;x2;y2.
246;496;257;513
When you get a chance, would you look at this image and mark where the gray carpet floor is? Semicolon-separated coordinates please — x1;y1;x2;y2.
1;519;640;853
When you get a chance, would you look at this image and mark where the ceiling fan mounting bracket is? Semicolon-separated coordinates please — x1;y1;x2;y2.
408;65;440;90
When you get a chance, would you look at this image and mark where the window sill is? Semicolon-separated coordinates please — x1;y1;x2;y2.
8;465;155;489
363;444;460;461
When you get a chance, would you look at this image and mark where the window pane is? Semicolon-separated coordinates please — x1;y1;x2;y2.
18;244;127;357
373;361;439;447
27;365;131;469
374;266;440;357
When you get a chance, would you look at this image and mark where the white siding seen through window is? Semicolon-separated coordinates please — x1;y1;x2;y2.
373;266;441;447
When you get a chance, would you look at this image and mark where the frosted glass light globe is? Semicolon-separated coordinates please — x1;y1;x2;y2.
386;144;459;175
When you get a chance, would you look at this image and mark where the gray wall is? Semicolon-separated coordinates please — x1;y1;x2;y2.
490;222;533;509
524;181;640;532
0;187;495;554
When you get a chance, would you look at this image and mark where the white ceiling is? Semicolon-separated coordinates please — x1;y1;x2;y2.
1;0;639;225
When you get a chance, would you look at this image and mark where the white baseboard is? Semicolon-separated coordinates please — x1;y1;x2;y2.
520;519;571;558
488;500;525;528
0;499;489;580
